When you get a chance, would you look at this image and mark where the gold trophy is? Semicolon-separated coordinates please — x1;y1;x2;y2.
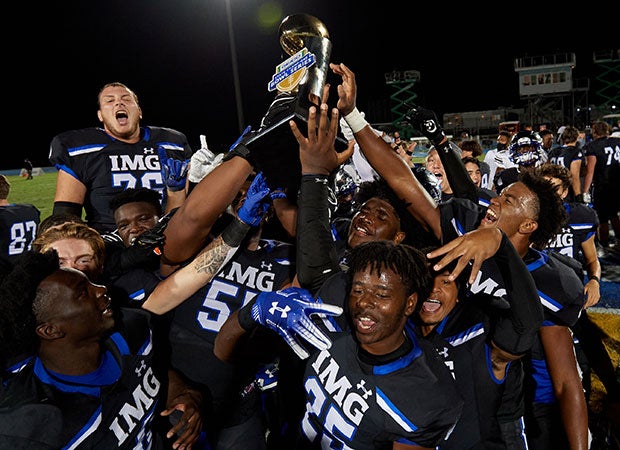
243;13;347;190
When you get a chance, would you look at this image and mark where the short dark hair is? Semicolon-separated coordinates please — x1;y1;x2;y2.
354;178;439;249
0;175;9;199
347;240;432;302
458;140;483;157
109;188;163;216
519;170;567;249
461;155;481;167
97;82;138;108
0;250;60;365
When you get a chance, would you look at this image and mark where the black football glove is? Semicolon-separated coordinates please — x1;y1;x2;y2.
404;104;446;146
119;212;172;272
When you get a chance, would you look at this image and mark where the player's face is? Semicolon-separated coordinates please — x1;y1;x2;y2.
348;198;403;249
37;269;114;343
464;161;481;187
114;202;160;247
43;238;101;281
349;265;415;355
417;271;459;331
479;181;537;237
97;85;142;142
425;149;450;193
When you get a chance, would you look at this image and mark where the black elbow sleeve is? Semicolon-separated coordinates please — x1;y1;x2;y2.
53;201;83;218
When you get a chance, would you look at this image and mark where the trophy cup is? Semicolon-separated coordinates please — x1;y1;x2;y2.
242;13;348;191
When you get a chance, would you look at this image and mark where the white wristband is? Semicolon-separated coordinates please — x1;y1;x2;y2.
343;107;369;134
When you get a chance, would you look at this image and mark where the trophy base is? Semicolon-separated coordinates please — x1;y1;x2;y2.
244;95;348;194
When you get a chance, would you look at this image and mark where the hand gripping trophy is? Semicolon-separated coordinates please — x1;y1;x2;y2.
240;13;347;191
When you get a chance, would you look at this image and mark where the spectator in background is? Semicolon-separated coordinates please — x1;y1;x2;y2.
390;130;403;150
547;126;584;199
539;129;555;155
0;174;40;277
493;130;548;194
582;121;620;250
49;82;192;234
461;155;497;206
483;130;516;190
23;159;33;180
458;139;491;188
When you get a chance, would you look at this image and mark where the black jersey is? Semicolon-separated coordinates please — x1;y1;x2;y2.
168;239;295;417
49;126;192;232
582;136;620;189
425;305;510;450
300;325;463;450
0;203;40;275
546;202;599;263
0;308;170;449
547;145;583;169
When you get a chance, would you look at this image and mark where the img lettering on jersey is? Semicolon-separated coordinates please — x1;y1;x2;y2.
221;259;276;291
302;349;371;444
108;150;164;190
108;365;161;445
546;226;574;257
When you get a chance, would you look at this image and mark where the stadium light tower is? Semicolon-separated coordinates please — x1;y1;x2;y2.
225;0;244;133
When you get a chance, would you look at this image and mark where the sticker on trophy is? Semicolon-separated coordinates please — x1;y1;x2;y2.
268;48;316;93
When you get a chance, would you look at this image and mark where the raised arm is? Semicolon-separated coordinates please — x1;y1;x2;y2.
161;153;253;265
330;63;441;239
405;106;479;204
143;173;272;314
292;104;343;294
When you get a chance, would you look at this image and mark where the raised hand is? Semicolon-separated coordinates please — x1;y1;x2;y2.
236;172;272;227
188;135;224;184
249;287;343;359
404;105;447;146
329;63;357;116
427;227;503;284
158;147;190;191
290;104;340;175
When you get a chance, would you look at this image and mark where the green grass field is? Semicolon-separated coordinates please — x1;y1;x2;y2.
6;172;58;220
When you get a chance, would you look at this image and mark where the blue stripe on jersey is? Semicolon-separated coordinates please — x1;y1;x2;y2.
64;406;103;450
530;358;555;403
130;288;146;301
484;344;507;384
450;217;466;236
538;290;562;313
138;329;154;355
111;331;130;355
478;198;490;208
55;163;79;180
7;355;34;374
376;387;418;432
444;323;485;347
375;327;422;375
157;142;185;152
525;249;548;271
68;144;106;156
33;351;121;395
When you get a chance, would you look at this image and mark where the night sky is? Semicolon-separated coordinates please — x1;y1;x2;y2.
6;0;614;170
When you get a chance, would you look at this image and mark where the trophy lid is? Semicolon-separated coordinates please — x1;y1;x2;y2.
278;13;330;56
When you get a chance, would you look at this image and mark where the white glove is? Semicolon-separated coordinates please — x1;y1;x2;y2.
188;135;224;183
